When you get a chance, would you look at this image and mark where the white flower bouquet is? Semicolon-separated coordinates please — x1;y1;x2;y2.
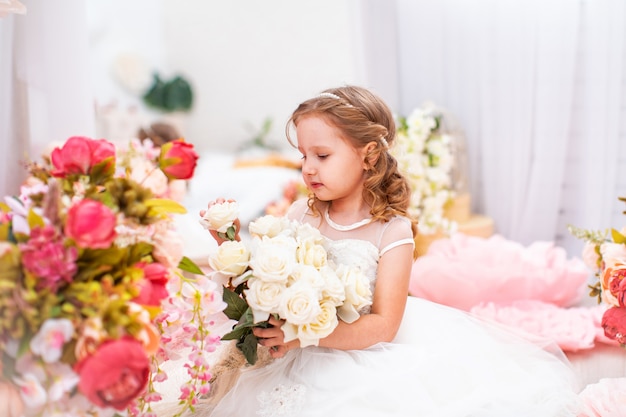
199;201;372;364
392;103;458;235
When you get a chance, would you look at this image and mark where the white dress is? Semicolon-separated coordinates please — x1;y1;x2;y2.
203;201;582;417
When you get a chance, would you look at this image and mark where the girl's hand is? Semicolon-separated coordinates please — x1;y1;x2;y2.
253;316;300;359
199;197;241;243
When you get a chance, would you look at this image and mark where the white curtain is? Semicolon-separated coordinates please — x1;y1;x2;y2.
0;0;95;197
361;0;625;255
564;0;625;237
0;14;26;197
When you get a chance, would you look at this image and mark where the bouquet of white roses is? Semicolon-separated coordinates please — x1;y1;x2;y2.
199;200;373;365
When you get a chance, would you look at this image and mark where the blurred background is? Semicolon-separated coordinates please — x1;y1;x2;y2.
1;0;625;257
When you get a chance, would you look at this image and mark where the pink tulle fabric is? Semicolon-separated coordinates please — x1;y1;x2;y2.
577;377;626;417
409;233;589;311
470;300;614;352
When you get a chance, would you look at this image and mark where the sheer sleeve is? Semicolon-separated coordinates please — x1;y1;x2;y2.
286;198;309;222
378;216;415;257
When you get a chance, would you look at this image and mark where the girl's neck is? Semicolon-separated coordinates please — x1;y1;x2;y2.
325;200;371;226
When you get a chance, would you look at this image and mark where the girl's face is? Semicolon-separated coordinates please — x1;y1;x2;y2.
296;115;368;204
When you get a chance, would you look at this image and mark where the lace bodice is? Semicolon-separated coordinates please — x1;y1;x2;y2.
326;238;380;315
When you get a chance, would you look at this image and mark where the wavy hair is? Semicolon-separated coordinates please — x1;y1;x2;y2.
286;86;418;254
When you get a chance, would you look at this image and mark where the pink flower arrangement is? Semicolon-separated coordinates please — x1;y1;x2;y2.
0;136;226;417
116;137;194;202
569;196;626;351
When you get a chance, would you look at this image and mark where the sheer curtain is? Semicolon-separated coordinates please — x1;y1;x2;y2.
0;0;95;197
361;0;625;255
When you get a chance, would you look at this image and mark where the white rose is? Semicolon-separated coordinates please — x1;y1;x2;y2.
294;222;325;245
245;277;286;323
319;265;345;305
249;215;291;238
287;299;338;347
208;240;250;277
600;242;626;269
278;281;322;325
199;201;239;233
249;235;296;283
288;264;326;290
296;238;328;269
581;241;601;271
337;264;373;323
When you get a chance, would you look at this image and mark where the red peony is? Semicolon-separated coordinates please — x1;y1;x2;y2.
75;337;150;410
50;136;115;177
64;199;117;249
601;306;626;344
159;139;199;180
133;262;170;306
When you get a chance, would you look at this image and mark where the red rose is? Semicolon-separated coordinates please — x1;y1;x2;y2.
159;139;199;180
133;262;170;306
64;199;117;249
75;337;150;410
51;136;115;177
601;306;626;344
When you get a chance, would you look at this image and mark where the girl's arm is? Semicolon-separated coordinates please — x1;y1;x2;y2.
318;241;414;348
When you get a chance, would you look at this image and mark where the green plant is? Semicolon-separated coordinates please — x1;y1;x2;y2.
143;73;193;113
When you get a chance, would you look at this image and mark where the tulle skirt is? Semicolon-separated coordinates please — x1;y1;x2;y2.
201;297;583;417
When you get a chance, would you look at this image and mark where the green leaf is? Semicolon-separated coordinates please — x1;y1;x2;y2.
221;325;252;341
226;226;236;241
27;208;45;230
143;73;167;110
164;76;193;112
177;256;204;275
144;198;187;215
143;73;193;113
237;332;259;365
611;228;626;244
0;222;9;241
90;157;115;183
81;247;126;266
222;287;249;320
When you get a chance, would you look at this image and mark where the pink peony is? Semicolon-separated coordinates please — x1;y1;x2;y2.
75;337;150;410
51;136;115;177
578;377;626;417
470;300;601;352
617;278;626;307
601;263;626;307
601;306;626;344
159;139;199;180
152;225;184;269
409;234;588;310
133;262;170;306
19;225;78;291
64;199;117;249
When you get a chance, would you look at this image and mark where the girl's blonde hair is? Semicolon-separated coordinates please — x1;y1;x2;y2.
286;86;418;255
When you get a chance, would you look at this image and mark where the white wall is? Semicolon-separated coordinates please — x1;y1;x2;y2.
86;0;366;153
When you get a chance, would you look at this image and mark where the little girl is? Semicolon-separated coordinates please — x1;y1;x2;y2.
197;86;582;416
